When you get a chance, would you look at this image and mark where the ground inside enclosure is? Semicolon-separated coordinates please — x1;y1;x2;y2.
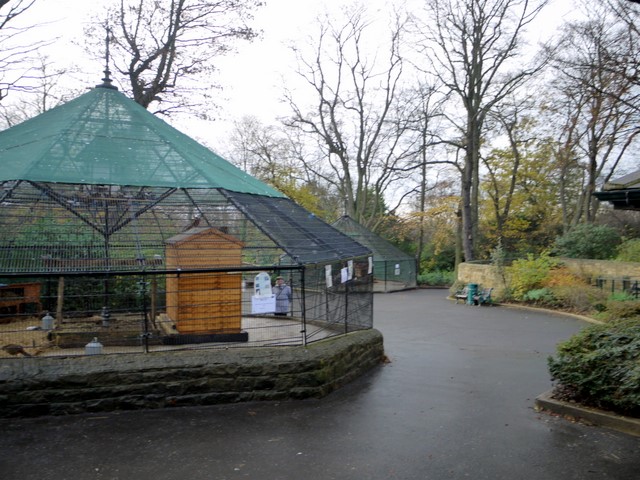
0;314;338;356
1;289;639;480
0;282;346;355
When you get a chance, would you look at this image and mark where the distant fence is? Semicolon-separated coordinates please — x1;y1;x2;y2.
591;277;640;298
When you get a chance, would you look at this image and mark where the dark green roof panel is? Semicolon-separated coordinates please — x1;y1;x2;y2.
332;215;414;261
0;86;283;196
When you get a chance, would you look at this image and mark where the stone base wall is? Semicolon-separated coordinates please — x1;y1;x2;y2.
560;258;640;280
457;258;640;300
457;263;508;297
0;329;384;418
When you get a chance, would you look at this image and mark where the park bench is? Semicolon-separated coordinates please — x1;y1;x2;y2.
454;286;493;305
454;286;468;304
473;287;493;306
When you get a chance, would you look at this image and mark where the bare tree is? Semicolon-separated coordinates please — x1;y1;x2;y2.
225;115;342;218
227;115;295;180
0;0;50;103
548;2;640;224
283;5;415;230
401;80;451;266
86;0;262;115
0;54;81;128
414;0;548;261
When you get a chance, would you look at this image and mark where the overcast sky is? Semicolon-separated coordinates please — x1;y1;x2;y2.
17;0;571;147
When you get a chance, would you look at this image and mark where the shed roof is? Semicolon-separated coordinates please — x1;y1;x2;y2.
165;227;244;247
0;85;283;197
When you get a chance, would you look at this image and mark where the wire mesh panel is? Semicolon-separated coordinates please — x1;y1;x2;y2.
376;259;418;293
0;262;373;357
0;181;374;358
332;215;416;292
301;258;374;343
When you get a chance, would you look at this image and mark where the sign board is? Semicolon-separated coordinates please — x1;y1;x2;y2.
251;294;276;314
341;267;349;283
254;272;272;297
325;264;333;288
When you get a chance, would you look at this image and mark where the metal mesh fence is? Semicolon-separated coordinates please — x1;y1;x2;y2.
0;260;373;358
0;181;374;359
0;182;371;273
332;215;417;292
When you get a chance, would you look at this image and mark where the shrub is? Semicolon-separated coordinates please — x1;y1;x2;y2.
550;285;608;314
553;223;621;259
616;238;640;262
533;266;604;313
522;287;555;304
608;291;638;302
418;270;454;286
543;266;589;289
507;252;559;300
601;299;640;321
548;318;640;417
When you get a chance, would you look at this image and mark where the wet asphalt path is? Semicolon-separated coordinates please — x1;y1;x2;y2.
1;289;639;479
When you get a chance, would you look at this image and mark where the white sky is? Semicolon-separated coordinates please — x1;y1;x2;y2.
19;0;373;145
16;0;572;148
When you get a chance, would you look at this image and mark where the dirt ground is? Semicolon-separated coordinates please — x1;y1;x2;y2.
0;315;51;357
0;313;151;357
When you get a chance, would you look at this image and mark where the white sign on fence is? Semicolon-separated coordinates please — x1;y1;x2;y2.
251;294;276;314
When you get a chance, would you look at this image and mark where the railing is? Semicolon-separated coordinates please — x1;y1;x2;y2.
591;277;640;299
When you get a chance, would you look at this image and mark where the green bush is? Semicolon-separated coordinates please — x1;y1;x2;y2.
553;224;621;259
550;285;608;314
548;318;640;417
602;299;640;321
522;288;555;304
608;291;638;302
616;238;640;262
507;252;559;300
418;270;454;286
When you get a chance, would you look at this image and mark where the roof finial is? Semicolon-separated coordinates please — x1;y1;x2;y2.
97;25;118;90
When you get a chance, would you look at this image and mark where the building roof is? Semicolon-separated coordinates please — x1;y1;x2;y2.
165;227;244;247
594;170;640;211
0;85;283;197
227;193;372;264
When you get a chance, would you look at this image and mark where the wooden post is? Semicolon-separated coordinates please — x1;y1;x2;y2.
56;276;64;324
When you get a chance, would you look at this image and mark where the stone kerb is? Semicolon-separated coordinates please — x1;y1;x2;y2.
0;329;384;418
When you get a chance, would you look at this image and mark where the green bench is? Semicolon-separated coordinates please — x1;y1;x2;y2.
454;286;493;306
473;287;493;306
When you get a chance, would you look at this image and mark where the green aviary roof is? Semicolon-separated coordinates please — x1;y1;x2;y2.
0;85;284;197
332;215;413;261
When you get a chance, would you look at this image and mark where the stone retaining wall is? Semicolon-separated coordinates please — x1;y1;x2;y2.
457;258;640;300
0;329;384;417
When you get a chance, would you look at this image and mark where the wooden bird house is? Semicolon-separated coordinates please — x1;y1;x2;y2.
165;227;244;335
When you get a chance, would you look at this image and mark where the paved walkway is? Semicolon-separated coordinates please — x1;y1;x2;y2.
1;289;639;479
